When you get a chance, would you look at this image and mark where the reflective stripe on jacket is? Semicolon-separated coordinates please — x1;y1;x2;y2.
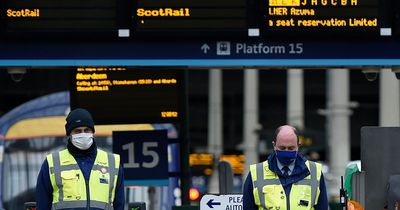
250;160;322;210
47;149;120;210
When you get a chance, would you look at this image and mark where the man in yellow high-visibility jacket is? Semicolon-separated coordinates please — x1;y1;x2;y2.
243;125;328;210
36;108;125;210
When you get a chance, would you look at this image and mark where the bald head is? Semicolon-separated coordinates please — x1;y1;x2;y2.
273;125;299;151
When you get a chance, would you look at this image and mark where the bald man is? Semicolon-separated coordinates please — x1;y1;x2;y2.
243;125;328;210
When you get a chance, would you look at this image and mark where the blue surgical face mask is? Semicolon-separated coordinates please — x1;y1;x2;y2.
275;150;297;166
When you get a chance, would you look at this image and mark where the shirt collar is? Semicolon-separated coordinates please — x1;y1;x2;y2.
276;159;295;175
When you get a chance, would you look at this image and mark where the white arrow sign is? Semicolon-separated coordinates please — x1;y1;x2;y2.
200;194;243;210
201;44;210;54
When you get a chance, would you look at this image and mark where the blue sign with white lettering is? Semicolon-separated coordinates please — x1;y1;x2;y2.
112;130;168;186
1;39;400;66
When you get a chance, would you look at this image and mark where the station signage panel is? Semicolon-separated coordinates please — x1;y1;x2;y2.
133;0;249;37
264;0;386;37
1;0;119;36
0;0;393;39
113;130;169;186
189;153;245;176
200;194;243;210
70;67;182;124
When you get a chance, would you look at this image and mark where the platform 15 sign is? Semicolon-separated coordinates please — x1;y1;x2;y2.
112;130;168;186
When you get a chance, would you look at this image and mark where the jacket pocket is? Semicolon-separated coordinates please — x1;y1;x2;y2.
262;185;281;208
293;185;312;209
61;170;80;200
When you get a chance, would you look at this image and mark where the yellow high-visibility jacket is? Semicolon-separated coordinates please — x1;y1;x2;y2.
46;149;120;210
250;160;322;210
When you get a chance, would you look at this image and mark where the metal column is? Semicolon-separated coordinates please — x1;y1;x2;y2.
242;69;259;182
208;69;223;193
380;68;400;126
326;69;351;200
287;69;304;130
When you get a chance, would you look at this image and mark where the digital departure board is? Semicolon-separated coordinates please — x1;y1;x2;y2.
265;0;386;36
1;0;119;35
133;0;249;36
70;67;182;124
189;153;245;175
0;0;396;39
0;0;250;37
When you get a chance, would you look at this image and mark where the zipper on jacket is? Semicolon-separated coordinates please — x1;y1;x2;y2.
86;179;90;210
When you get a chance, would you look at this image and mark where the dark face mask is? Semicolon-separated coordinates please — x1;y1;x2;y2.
275;150;297;166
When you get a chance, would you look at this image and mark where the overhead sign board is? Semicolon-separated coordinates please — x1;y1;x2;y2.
2;0;119;36
0;0;394;39
70;67;182;124
2;40;400;66
112;130;169;186
200;194;243;210
264;0;386;37
133;0;248;37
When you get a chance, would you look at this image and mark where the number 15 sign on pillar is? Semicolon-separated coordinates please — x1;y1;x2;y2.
113;130;168;186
